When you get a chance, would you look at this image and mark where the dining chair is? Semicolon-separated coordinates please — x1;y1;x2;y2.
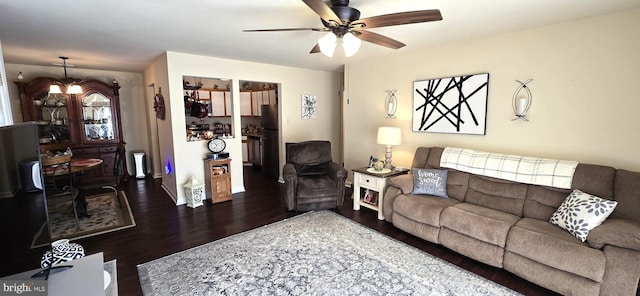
41;155;80;228
75;144;124;212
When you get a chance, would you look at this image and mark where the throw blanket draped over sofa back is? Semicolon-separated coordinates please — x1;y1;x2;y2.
440;147;578;189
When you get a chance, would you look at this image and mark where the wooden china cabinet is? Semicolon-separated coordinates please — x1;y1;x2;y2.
15;77;127;179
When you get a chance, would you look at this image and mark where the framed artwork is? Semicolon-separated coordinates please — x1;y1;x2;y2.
368;156;379;168
361;189;379;206
301;94;317;119
413;73;489;135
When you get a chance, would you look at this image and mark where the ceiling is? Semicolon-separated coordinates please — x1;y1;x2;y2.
1;0;639;73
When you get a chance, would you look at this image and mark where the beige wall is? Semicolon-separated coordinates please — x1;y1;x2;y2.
146;52;341;205
4;63;149;175
143;53;175;198
344;9;640;178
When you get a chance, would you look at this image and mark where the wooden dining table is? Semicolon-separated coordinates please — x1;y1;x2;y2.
42;158;104;176
69;158;104;174
42;158;104;218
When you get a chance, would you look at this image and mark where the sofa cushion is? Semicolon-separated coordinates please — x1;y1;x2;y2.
389;174;413;194
550;189;618;242
523;185;570;221
464;175;527;217
393;194;460;226
440;202;520;247
613;169;640;223
412;168;448;197
410;147;433;169
296;175;338;198
572;163;616;200
506;218;606;282
445;170;470;201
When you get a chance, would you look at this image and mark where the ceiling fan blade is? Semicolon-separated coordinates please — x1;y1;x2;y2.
353;10;442;29
243;27;325;32
354;30;405;49
309;44;321;54
302;0;342;25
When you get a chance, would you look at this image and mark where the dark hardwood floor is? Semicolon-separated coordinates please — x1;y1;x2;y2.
15;166;559;295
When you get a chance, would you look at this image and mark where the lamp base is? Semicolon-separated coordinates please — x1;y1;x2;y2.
384;145;393;169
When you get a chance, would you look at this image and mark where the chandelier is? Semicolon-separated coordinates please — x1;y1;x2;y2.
50;57;82;95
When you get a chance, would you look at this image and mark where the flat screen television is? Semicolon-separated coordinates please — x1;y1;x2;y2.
0;122;66;278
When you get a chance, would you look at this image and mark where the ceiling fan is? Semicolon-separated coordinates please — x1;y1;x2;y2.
243;0;442;57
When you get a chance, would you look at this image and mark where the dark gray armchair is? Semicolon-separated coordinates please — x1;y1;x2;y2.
283;141;347;211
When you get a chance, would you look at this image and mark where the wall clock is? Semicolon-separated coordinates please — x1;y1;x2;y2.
208;138;226;153
206;138;229;160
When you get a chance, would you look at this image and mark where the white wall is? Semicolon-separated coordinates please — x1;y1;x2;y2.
344;9;640;177
146;52;341;205
5;63;149;175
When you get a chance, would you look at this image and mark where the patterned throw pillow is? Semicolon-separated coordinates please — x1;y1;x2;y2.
549;189;618;242
412;168;448;198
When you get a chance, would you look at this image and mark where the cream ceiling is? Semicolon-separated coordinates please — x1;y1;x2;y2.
1;0;639;72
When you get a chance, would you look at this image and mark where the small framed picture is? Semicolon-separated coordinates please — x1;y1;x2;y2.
368;156;379;168
362;189;379;206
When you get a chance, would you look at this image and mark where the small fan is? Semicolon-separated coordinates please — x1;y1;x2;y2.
244;0;442;56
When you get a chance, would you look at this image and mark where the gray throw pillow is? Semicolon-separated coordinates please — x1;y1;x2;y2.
412;168;448;198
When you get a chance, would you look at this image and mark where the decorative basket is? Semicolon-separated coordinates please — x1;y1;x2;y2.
41;154;71;166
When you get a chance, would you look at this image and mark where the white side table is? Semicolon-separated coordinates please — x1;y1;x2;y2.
353;167;408;220
1;252;105;296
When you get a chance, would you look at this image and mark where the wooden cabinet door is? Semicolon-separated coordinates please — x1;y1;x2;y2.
240;91;252;116
224;91;232;116
211;175;231;203
268;89;277;105
251;91;263;116
211;91;226;117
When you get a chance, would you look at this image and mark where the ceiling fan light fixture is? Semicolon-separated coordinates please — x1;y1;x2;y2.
318;32;337;57
342;32;361;57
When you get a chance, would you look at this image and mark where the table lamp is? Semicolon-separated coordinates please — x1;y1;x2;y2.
377;127;401;169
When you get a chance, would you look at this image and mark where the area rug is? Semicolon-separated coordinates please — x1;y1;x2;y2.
32;191;136;248
137;211;521;295
104;259;118;296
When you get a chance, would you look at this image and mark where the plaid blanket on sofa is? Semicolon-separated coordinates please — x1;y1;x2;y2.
440;147;578;189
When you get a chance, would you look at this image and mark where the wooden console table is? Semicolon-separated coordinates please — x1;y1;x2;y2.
204;158;232;203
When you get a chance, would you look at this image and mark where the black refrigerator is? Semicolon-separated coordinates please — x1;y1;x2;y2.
260;104;279;179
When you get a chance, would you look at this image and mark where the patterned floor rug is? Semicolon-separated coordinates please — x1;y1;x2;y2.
32;191;135;248
137;211;521;295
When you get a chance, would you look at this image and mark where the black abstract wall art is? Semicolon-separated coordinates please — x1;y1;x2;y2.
413;73;489;135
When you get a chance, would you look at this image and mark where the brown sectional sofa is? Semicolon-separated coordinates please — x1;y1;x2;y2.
384;147;640;296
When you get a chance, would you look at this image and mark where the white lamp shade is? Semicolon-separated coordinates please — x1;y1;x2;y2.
377;126;401;146
49;84;62;94
318;32;337;57
342;32;361;57
66;84;83;94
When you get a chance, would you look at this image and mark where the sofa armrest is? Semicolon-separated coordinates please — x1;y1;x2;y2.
587;218;640;251
326;162;347;181
388;174;414;194
327;162;347;206
283;163;298;211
